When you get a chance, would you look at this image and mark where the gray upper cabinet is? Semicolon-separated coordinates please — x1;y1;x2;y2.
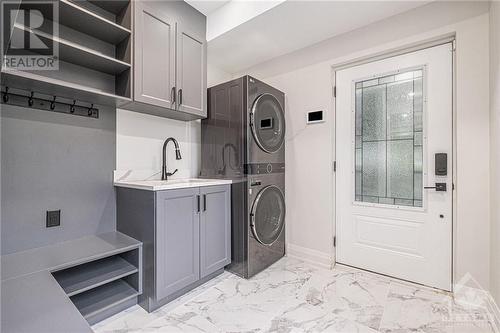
177;25;207;117
155;188;200;300
123;0;207;121
134;2;176;109
200;185;231;278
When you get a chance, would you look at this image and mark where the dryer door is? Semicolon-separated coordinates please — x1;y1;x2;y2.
250;93;285;153
250;185;286;245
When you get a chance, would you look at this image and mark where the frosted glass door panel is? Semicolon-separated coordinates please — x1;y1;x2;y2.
387;80;414;139
361;85;386;141
354;69;424;207
388;140;413;200
361;141;386;199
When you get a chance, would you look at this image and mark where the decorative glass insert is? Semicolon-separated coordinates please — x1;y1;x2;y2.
355;69;423;207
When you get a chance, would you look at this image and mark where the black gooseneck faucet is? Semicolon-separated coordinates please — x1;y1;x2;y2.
162;137;182;181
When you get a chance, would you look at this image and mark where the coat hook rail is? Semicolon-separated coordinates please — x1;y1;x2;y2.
0;86;99;119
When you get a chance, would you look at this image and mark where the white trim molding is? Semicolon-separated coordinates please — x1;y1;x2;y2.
286;243;333;269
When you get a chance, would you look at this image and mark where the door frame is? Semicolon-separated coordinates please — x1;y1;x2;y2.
330;34;457;291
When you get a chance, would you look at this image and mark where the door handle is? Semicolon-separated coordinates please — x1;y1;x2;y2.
171;86;176;104
197;195;200;213
424;183;447;192
178;89;183;106
203;194;207;211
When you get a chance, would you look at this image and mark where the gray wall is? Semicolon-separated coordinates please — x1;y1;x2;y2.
1;104;116;254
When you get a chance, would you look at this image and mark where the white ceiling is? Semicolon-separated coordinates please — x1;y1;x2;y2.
207;1;431;74
185;0;230;15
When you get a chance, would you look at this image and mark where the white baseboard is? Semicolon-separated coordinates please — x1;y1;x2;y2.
286;243;333;269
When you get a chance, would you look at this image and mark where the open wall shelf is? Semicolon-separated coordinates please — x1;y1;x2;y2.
3;0;132;106
13;24;131;75
87;0;130;16
1;69;131;107
39;0;131;44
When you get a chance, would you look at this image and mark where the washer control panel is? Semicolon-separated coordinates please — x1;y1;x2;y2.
245;163;285;175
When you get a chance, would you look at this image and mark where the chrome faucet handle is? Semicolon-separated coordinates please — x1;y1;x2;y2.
166;169;178;177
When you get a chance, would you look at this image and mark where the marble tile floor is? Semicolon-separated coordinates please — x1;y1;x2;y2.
92;257;498;333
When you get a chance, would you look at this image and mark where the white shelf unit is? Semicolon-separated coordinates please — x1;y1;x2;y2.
1;0;132;107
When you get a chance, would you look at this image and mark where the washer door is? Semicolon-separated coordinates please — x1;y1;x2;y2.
250;93;285;153
251;185;286;245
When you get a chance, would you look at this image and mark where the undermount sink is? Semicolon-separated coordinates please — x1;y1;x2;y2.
113;178;233;191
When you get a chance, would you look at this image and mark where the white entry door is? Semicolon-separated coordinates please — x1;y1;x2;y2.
335;43;453;291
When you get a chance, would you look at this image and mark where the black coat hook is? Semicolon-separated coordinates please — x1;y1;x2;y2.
2;87;9;103
28;92;34;107
88;104;94;116
50;96;56;110
70;100;76;113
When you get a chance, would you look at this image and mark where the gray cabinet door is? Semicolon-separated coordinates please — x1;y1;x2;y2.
176;23;207;117
155;188;200;300
134;2;176;109
200;185;231;278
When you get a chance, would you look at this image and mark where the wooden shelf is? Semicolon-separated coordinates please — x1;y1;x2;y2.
52;256;138;297
13;24;130;75
70;279;139;320
38;0;130;44
1;70;131;107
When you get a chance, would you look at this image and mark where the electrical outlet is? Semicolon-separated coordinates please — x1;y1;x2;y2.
46;210;61;228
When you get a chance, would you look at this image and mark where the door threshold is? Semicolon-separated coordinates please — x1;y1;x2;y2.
335;262;452;295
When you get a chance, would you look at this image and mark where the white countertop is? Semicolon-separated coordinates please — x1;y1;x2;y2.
114;178;233;191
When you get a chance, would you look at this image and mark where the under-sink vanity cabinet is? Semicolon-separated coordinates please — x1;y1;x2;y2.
199;186;232;278
116;181;231;312
155;187;200;300
122;0;207;121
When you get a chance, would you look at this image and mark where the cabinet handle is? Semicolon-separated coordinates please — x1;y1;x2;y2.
171;86;176;104
178;89;183;106
203;194;207;211
197;195;200;213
